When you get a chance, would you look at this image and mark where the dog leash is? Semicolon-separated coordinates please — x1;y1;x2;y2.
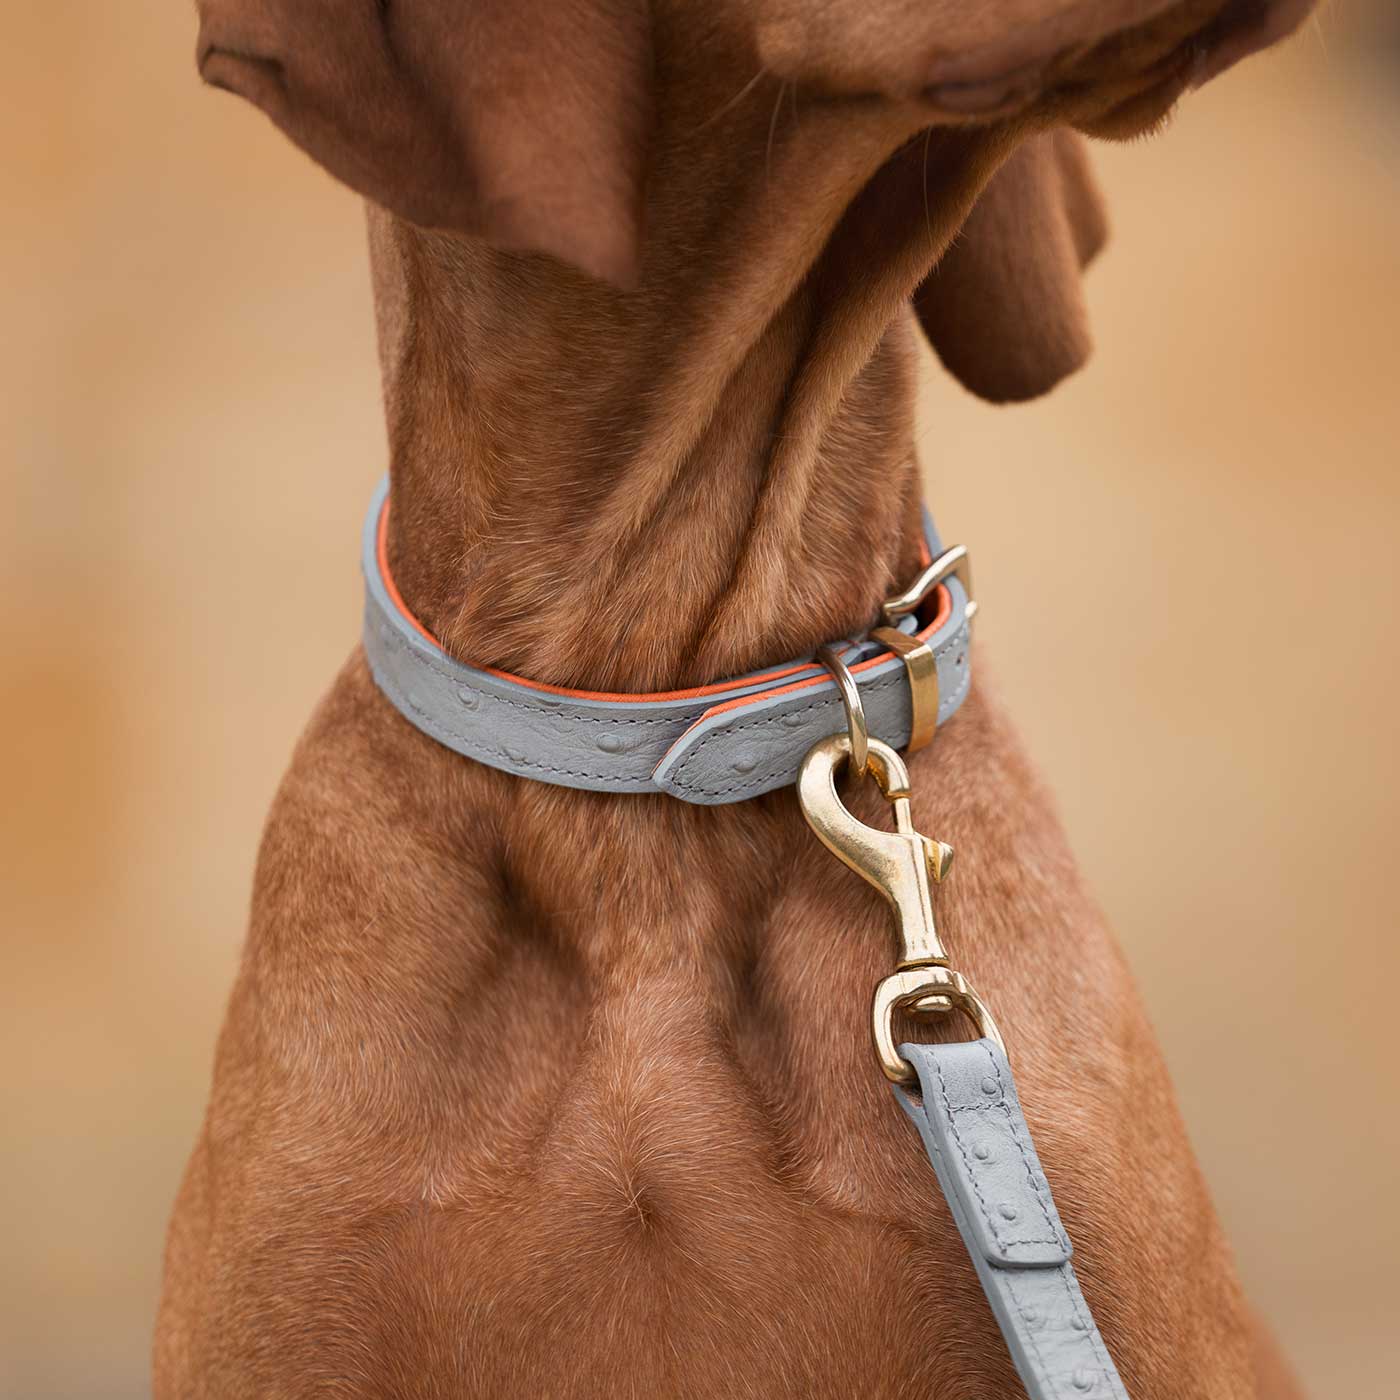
898;1041;1128;1399
361;476;1129;1398
798;736;1130;1399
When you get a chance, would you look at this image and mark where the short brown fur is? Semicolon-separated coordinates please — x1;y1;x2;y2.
159;2;1315;1395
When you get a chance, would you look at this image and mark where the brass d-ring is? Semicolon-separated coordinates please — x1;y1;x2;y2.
815;644;869;776
872;966;1006;1085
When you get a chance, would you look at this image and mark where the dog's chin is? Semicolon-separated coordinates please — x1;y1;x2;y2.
1077;67;1192;140
1084;0;1318;133
1193;0;1316;86
1082;0;1317;139
197;43;289;113
768;0;1313;145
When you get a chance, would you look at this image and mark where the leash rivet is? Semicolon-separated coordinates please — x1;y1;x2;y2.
981;1077;999;1097
973;1142;993;1161
456;687;480;710
731;751;759;774
597;733;625;753
1071;1371;1094;1392
998;1202;1019;1221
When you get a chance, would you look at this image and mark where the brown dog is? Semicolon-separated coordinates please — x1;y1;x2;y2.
157;2;1316;1395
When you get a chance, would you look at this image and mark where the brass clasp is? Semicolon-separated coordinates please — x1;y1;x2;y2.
797;733;1004;1084
798;734;953;965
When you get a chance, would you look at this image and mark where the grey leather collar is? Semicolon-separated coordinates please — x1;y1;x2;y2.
897;1039;1130;1399
361;477;973;803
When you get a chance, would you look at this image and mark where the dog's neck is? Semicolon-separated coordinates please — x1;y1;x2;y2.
368;97;1005;693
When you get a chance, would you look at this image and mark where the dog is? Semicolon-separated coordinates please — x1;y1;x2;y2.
157;2;1316;1395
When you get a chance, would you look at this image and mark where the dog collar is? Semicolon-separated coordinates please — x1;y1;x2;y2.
361;477;974;803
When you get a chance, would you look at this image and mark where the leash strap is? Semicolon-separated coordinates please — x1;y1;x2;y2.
361;477;973;803
798;744;1129;1393
896;1039;1130;1400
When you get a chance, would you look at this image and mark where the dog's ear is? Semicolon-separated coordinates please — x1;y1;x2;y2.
915;132;1108;404
195;0;652;285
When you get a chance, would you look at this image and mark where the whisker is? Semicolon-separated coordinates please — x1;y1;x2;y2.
765;79;789;187
921;128;934;249
696;67;768;132
1307;13;1328;62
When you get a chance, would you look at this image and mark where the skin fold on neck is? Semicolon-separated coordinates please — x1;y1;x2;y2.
357;0;1240;698
367;73;1010;695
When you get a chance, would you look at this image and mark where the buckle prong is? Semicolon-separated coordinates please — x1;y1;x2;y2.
871;544;976;757
882;544;977;629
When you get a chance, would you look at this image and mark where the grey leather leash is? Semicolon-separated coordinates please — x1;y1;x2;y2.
798;735;1132;1398
897;1040;1130;1399
361;476;973;804
360;476;1128;1395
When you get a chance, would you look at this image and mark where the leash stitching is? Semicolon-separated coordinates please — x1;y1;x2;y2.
998;1271;1071;1399
1052;1264;1118;1391
930;1048;1058;1253
984;1043;1070;1254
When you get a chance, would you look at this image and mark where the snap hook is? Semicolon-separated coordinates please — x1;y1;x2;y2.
797;732;1003;1084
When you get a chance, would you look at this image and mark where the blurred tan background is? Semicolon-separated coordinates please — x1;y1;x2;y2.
3;3;1397;1397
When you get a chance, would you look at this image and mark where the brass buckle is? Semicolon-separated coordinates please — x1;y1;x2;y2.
797;732;1003;1085
870;546;975;757
881;543;977;629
